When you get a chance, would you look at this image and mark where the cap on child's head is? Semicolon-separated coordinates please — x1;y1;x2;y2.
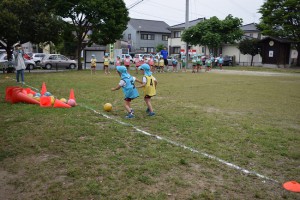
92;54;95;57
105;53;109;57
138;63;150;71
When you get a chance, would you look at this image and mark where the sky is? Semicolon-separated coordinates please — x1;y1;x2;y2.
123;0;265;26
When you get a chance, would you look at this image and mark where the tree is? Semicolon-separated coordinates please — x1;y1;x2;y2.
238;38;261;66
181;15;244;55
156;44;165;53
0;0;63;59
56;23;77;58
50;0;129;70
258;0;300;65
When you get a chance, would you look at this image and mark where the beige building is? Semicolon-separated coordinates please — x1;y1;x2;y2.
168;20;263;66
222;23;263;66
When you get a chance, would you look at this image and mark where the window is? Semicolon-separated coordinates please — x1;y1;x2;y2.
141;34;154;40
249;33;253;37
162;35;168;41
173;47;180;54
140;47;154;53
174;31;181;38
128;34;131;40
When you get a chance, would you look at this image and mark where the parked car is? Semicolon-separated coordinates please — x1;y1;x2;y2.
40;54;77;70
215;56;233;66
121;54;133;63
31;53;47;64
0;53;36;70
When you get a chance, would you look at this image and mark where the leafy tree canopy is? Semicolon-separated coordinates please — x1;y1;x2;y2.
181;15;243;54
258;0;300;43
0;0;63;55
156;44;165;53
49;0;130;69
258;0;300;65
238;38;261;66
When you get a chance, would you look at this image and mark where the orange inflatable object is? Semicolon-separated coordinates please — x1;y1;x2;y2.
69;88;75;101
283;181;300;192
6;86;39;104
41;82;47;96
25;88;36;95
53;99;71;108
40;96;52;107
5;86;18;103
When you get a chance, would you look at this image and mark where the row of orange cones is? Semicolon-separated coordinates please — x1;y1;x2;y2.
5;82;76;108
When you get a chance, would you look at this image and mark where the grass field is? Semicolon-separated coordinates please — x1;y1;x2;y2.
0;67;299;199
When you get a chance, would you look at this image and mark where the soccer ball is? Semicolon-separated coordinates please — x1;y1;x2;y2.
103;103;112;112
60;98;67;103
50;96;55;105
68;99;76;107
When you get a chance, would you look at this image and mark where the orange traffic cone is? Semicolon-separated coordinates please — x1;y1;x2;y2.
69;88;75;101
41;82;47;96
40;96;52;107
53;99;71;108
25;88;36;95
11;89;39;104
5;86;19;103
283;181;300;192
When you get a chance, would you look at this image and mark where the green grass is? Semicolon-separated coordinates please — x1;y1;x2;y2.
0;68;299;199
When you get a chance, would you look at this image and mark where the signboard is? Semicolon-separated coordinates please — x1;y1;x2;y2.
291;50;298;59
269;51;274;57
181;49;196;55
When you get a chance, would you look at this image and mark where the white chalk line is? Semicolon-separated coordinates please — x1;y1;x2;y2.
80;103;279;183
9;79;278;183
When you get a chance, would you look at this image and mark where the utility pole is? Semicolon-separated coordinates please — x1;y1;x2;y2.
185;0;189;68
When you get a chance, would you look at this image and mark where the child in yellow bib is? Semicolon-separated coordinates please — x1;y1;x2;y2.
137;64;157;116
103;53;110;74
91;54;97;75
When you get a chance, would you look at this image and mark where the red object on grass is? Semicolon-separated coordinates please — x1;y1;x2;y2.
41;82;47;96
283;181;300;193
5;86;39;104
40;96;52;107
69;88;75;101
53;99;71;108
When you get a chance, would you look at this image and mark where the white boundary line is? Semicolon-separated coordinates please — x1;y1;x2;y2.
14;80;278;183
80;103;279;183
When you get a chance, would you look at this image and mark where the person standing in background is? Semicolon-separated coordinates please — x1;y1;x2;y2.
90;54;97;75
13;44;26;84
160;47;169;71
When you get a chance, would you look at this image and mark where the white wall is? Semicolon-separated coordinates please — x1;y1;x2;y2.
222;45;262;66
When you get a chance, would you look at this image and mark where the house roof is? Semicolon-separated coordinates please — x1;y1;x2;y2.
169;18;206;30
129;18;170;33
240;23;259;32
260;36;293;43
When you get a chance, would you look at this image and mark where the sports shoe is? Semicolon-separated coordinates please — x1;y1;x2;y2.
125;113;134;118
148;112;155;116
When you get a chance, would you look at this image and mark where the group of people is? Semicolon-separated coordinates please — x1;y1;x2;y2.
111;63;157;118
191;53;224;73
91;50;225;76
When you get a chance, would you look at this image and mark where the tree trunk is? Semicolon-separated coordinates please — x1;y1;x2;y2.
251;55;254;66
296;44;300;66
77;41;82;70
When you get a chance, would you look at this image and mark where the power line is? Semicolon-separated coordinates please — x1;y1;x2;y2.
128;0;144;10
